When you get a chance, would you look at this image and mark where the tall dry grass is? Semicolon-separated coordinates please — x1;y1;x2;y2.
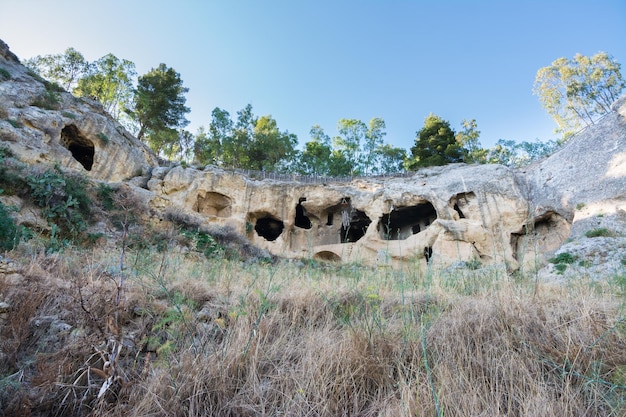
0;238;625;416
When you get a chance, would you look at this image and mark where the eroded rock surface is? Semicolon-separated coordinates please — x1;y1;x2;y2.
0;39;157;182
147;163;571;272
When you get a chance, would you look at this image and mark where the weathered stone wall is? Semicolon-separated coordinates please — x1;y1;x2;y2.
147;163;571;272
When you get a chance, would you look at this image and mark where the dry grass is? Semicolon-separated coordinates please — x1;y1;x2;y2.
0;238;625;416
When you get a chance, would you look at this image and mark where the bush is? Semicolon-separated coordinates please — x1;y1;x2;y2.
585;228;614;238
0;67;10;81
550;252;576;264
25;167;91;243
0;200;20;251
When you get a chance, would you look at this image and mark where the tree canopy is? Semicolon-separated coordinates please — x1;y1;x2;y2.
533;52;625;139
24;47;88;91
407;114;464;170
132;63;190;155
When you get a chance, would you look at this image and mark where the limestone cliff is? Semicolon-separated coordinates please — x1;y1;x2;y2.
0;39;157;182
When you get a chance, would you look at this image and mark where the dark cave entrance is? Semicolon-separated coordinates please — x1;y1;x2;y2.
378;202;438;240
61;124;95;171
340;209;371;243
295;198;312;229
254;216;285;241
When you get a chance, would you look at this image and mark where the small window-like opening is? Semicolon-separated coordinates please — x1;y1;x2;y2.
424;247;433;262
61;124;94;171
450;192;475;220
453;203;465;219
295;198;312;229
254;216;284;241
327;212;334;226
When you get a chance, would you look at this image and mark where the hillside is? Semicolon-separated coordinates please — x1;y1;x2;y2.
1;39;626;416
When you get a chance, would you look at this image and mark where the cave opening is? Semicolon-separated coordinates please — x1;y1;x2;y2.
424;246;433;262
378;202;437;240
194;192;232;217
340;209;371;243
61;124;95;171
450;192;476;220
254;216;285;241
295;197;312;229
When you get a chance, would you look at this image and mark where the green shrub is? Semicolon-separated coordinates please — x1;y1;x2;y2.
0;199;21;251
585;228;614;238
576;202;586;210
550;252;576;264
0;67;10;81
25;168;91;242
62;111;77;119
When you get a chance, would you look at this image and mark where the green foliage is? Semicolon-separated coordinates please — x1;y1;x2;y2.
0;67;10;81
97;183;116;211
32;85;61;110
194;105;297;171
74;53;136;122
576;202;586;210
61;111;77;119
133;63;189;148
456;119;487;163
585;228;614;238
25;168;90;242
0;148;26;196
550;252;576;264
533;52;625;139
549;252;576;275
180;229;225;258
408;114;463;169
0;199;21;251
486;138;558;167
23;47;88;91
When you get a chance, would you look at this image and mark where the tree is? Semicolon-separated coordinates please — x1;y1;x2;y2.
298;126;333;175
456;119;487;163
24;47;88;91
249;115;298;171
533;52;625;139
408;114;463;169
334;119;367;175
132;63;190;145
363;118;386;175
194;107;233;165
74;54;136;122
223;104;256;168
377;144;407;174
486;139;558;167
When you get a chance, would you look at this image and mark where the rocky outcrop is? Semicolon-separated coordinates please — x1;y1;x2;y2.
0;40;157;182
147;163;571;272
524;95;626;240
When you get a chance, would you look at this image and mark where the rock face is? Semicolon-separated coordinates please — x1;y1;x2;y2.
148;163;571;271
524;95;626;240
0;39;157;182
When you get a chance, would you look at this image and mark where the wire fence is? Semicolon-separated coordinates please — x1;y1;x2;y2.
223;168;416;184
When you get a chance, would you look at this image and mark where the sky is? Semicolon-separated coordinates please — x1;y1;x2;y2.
1;0;625;151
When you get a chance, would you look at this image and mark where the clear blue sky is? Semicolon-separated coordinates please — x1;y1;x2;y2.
1;0;625;150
